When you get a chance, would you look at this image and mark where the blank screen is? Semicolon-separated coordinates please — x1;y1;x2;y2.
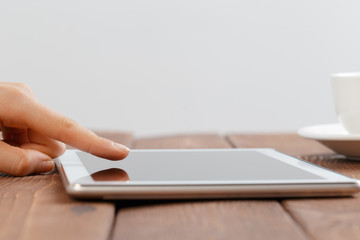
76;150;323;182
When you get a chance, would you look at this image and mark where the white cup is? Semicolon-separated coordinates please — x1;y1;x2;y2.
332;72;360;134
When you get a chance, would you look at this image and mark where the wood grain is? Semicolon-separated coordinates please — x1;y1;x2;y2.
283;197;360;240
228;133;360;240
111;134;309;240
0;132;133;240
133;133;229;149
227;133;334;157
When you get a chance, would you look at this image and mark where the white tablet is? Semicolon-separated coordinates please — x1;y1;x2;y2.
55;148;360;199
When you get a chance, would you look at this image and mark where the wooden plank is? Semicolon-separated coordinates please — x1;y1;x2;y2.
133;134;229;149
227;133;334;157
228;133;360;240
0;132;134;240
112;134;309;240
283;197;360;240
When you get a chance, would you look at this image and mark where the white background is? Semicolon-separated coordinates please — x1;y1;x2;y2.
1;0;360;136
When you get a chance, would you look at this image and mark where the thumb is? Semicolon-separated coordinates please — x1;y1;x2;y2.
0;141;54;176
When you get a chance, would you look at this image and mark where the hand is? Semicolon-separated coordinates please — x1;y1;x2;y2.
0;83;130;176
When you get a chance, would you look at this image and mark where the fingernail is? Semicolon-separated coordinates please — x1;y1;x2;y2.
38;161;55;173
112;142;130;152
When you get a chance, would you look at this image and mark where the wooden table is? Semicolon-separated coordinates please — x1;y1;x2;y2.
1;132;360;240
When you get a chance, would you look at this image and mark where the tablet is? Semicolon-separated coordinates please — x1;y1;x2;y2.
55;148;360;199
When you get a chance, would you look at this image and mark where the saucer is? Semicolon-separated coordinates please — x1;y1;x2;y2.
298;123;360;159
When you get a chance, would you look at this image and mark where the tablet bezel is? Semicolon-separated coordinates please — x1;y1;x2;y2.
55;148;360;199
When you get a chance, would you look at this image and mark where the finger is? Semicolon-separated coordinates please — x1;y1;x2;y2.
1;128;66;158
21;142;66;159
1;127;28;144
0;141;54;176
23;129;66;158
1;127;25;147
21;103;129;160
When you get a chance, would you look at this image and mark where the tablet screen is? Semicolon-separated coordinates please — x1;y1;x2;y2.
77;150;324;182
56;149;360;199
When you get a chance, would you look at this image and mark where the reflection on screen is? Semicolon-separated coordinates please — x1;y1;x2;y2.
91;168;130;181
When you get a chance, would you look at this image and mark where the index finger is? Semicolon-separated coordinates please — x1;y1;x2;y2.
22;102;129;160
